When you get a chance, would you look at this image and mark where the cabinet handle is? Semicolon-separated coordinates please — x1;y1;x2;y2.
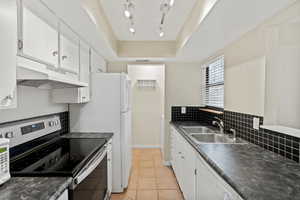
178;152;182;154
1;93;14;107
52;51;58;56
62;55;68;60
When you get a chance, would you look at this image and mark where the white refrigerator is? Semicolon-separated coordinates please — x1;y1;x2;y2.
70;73;132;193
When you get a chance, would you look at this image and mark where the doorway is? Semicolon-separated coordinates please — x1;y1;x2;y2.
128;64;165;153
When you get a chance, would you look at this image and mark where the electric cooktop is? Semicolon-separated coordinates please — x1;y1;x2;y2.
10;137;106;177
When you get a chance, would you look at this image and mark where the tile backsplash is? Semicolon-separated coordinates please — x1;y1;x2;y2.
171;106;222;124
224;110;263;141
224;110;299;163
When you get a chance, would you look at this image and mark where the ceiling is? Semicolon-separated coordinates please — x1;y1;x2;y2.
41;0;297;62
100;0;197;41
176;0;297;62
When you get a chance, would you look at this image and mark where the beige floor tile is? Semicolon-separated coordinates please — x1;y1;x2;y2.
156;177;179;190
155;167;174;179
111;190;136;200
128;177;138;190
136;190;158;200
138;155;153;161
138;177;157;190
158;190;184;200
116;149;181;200
139;160;154;168
154;160;164;168
130;168;139;178
139;168;155;178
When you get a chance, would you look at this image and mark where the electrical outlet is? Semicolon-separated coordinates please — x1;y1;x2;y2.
181;107;186;114
253;117;260;130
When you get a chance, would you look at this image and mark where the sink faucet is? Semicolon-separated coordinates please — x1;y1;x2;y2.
212;117;224;134
229;128;237;141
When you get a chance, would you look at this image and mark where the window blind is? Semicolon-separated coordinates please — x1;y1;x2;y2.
200;56;224;108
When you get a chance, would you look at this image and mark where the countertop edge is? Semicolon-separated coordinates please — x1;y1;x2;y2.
48;178;72;200
62;132;114;140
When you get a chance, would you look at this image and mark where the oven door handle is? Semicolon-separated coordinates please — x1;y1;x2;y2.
74;148;107;185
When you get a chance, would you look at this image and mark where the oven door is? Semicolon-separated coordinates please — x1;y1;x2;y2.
70;148;108;200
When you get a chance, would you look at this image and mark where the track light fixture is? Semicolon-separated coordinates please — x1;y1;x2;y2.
123;0;136;35
158;0;175;37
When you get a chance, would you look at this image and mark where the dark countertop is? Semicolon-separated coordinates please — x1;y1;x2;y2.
0;177;71;200
170;121;300;200
62;132;113;140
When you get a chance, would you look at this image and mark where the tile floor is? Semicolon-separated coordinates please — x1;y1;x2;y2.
111;148;184;200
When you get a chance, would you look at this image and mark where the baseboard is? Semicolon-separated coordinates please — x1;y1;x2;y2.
163;161;171;166
132;145;161;149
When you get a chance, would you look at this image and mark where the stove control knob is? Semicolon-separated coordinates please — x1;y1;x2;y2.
0;134;3;138
5;132;14;138
49;121;55;127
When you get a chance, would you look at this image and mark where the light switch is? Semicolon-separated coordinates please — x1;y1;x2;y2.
181;107;186;114
253;117;260;130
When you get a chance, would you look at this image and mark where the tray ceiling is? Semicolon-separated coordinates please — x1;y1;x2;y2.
100;0;197;41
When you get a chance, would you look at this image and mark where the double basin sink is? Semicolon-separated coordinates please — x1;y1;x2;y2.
180;126;246;144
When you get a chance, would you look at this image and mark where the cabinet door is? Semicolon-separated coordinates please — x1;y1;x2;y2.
79;42;90;102
170;130;181;182
21;2;59;67
196;157;227;200
0;0;17;109
181;140;196;200
60;23;80;75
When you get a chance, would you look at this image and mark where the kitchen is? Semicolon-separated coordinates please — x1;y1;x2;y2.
0;0;300;200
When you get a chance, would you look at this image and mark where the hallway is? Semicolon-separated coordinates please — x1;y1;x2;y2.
111;148;184;200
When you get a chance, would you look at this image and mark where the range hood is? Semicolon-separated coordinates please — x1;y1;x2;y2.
17;64;88;90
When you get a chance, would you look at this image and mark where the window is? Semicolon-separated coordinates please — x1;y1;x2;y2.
201;56;224;109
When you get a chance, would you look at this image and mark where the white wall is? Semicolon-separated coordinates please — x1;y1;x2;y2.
128;64;165;148
225;57;266;116
199;1;300;129
0;86;67;123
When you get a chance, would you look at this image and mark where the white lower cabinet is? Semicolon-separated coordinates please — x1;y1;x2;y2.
195;155;242;200
170;125;242;200
196;156;228;200
57;189;68;200
107;139;113;196
170;126;196;200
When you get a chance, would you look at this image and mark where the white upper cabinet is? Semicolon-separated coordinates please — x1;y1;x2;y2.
20;0;59;68
0;0;17;109
52;41;90;103
91;50;107;73
59;23;80;75
78;41;91;102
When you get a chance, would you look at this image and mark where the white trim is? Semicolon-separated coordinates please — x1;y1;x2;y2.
163;161;171;166
132;145;161;149
260;125;300;138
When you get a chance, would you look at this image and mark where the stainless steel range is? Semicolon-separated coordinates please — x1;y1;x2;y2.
0;115;109;200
